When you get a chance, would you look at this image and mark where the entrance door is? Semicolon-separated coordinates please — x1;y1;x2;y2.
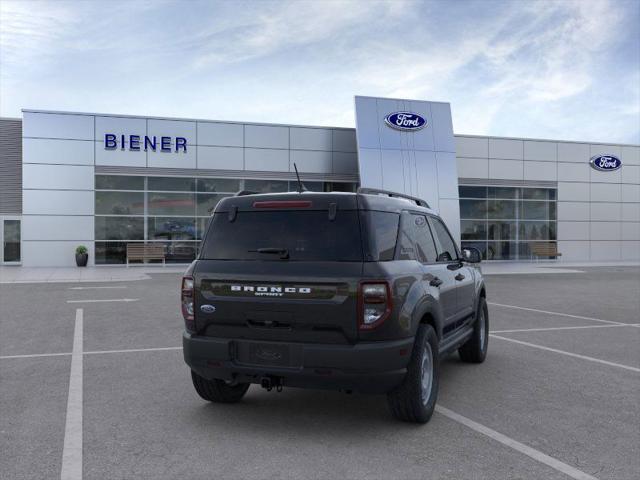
1;218;21;264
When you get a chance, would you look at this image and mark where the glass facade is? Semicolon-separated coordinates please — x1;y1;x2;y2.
94;175;357;264
459;186;557;260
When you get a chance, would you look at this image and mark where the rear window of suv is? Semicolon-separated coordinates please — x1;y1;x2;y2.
200;210;363;261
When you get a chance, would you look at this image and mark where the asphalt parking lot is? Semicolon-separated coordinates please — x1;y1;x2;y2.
1;266;639;480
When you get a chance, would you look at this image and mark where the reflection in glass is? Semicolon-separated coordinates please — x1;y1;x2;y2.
197;178;240;193
147;177;195;192
487;241;517;260
487;221;516;240
196;194;227;216
488;187;516;199
488;200;516;219
95;191;144;215
459;186;487;198
147;192;195;216
460;200;487;219
244;179;288;193
148;217;196;241
461;220;487;240
95;216;144;240
95;175;144;190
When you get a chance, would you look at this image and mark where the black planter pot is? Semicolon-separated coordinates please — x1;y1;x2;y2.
75;253;88;267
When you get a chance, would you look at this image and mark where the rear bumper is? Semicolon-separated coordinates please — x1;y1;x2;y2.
183;332;414;394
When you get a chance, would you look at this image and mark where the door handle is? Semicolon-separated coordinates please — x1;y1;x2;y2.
429;277;443;287
455;273;465;281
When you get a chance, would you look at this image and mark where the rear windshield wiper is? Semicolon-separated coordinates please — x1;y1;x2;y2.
249;247;290;259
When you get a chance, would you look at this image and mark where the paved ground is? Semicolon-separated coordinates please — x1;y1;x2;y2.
1;266;639;479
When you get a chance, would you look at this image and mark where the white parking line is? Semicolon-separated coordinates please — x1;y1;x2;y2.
488;302;626;326
0;351;71;360
83;346;182;355
66;298;139;304
491;334;640;373
68;286;128;290
491;323;640;334
60;308;83;480
435;405;598;480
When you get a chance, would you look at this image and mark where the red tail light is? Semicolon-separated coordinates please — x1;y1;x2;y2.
181;276;195;332
358;281;392;330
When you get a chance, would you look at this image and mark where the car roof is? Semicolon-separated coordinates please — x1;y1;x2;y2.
214;191;437;216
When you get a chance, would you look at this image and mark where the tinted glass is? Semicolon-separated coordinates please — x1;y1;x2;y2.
488;187;517;199
521;201;554;220
327;182;358;192
429;217;458;262
95;216;144;240
95;191;144;215
519;221;553;240
197;178;241;193
196;193;227;216
244;179;288;193
522;188;554;200
488;200;516;219
201;211;362;261
95;175;144;190
148;192;195;216
147;177;195;192
461;220;486;240
487;241;517;260
459;186;487;198
363;211;399;261
397;215;418;261
460;200;487;219
95;241;128;264
412;215;438;263
147;217;196;240
196;217;211;240
487;221;516;240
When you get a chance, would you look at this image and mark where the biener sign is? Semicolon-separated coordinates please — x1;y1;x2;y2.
104;134;188;152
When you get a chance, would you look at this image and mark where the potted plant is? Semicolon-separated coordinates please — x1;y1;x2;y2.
75;245;88;267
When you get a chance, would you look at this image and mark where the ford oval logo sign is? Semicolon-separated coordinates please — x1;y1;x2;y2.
200;304;216;314
590;155;622;172
384;112;427;131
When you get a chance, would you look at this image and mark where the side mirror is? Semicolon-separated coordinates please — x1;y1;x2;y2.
462;247;482;263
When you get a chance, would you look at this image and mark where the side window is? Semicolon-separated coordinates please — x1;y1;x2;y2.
364;211;399;261
396;213;438;263
429;217;458;262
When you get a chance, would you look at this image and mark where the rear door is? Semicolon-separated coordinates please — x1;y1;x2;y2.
194;204;363;344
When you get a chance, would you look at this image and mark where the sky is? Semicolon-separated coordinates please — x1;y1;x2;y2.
1;0;639;143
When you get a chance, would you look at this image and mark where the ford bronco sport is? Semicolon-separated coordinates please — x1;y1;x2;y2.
181;188;488;423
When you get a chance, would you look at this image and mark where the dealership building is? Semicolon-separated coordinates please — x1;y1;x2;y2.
0;95;638;267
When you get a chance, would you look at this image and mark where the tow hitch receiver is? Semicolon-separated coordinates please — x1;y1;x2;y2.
260;376;284;392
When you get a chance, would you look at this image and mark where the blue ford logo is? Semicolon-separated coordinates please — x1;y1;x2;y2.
200;304;216;314
384;112;427;131
590;155;621;171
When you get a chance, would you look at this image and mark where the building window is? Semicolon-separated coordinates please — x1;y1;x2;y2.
459;186;557;260
94;175;357;264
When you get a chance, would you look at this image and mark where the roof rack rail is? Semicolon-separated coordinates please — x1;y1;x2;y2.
357;187;430;208
235;190;259;196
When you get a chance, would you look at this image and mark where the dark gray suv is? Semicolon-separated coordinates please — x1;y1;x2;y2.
181;188;488;423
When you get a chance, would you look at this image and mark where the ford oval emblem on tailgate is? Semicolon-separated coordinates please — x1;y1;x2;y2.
200;304;216;314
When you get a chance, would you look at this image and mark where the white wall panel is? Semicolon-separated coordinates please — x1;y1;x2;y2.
590;241;621;261
147;149;196;169
590;144;622;159
380;150;404;191
557;221;589;241
357;148;383;188
415;150;439;209
147;119;196;145
622;222;640;241
455;136;488;158
489;138;523;160
430;102;455;153
197;122;243;147
558;202;590;221
290;150;332;174
23;164;94;190
457;157;488;179
590;166;621;184
590;222;620;240
22;241;95;267
557;162;589;182
622;203;640;222
197;146;243;170
557;142;589;163
23;138;94;165
332;152;358;175
621;145;640;165
622;184;640;203
523;161;556;181
524;141;556;161
354;98;381;150
621;165;640;184
245;125;288;149
332;130;357;152
488;159;523;180
437;199;461;244
590;203;621;221
23;190;94;215
95;116;146;141
22;215;93;241
23;112;94;140
436;151;459;199
244;148;289;171
96;146;147;167
557;241;589;261
558;182;589;201
621;241;640;259
590;183;621;202
290;128;332;151
377;98;405;151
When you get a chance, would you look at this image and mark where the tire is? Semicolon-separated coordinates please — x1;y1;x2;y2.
459;297;489;363
387;324;439;424
191;371;250;403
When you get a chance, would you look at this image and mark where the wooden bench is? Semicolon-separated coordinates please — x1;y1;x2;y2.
531;242;562;260
126;244;166;266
